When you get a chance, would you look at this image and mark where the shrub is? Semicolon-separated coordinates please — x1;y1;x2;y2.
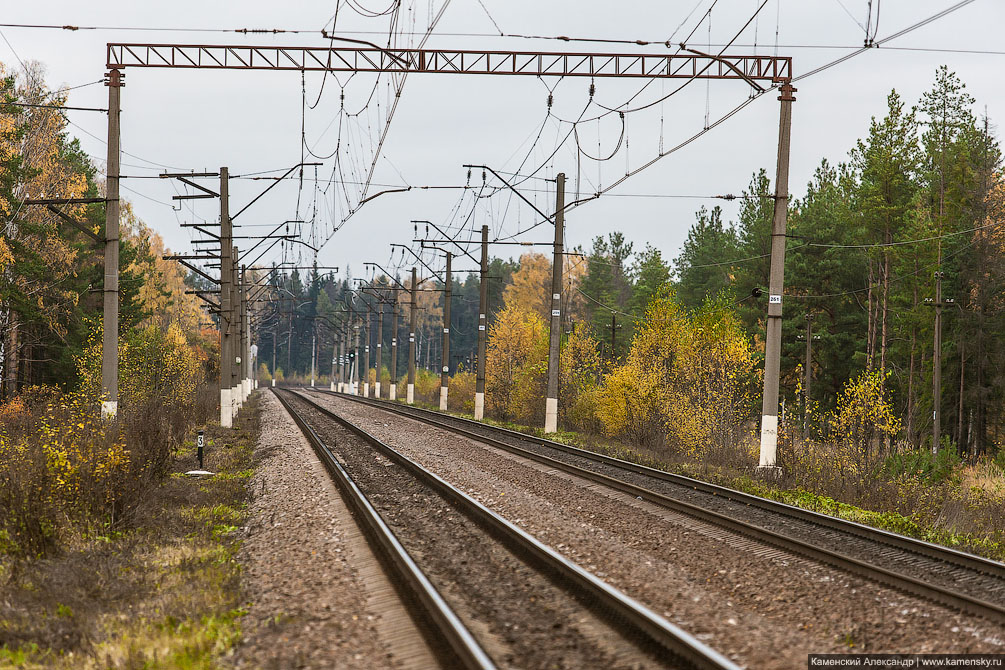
448;370;475;413
399;369;441;405
0;392;131;556
883;444;963;484
0;324;212;557
258;362;272;384
596;289;756;458
559;325;602;431
485;305;548;423
826;368;901;469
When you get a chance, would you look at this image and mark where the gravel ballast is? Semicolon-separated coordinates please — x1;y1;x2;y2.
287;392;675;670
231;391;437;670
308;391;1005;669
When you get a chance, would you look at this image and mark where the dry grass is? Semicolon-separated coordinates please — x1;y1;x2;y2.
464;411;1005;561
959;459;1005;498
0;395;261;669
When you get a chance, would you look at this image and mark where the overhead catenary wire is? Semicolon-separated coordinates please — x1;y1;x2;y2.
486;0;982;249
7;2;988;284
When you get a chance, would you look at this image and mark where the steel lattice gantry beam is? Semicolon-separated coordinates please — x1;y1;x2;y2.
106;43;791;83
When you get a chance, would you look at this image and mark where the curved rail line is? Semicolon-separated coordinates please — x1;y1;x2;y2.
317;389;1005;626
279;388;741;670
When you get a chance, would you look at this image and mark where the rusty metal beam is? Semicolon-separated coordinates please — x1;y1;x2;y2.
107;43;791;82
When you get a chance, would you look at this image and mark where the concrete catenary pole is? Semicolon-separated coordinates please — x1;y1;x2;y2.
440;251;452;411
544;173;566;434
610;312;617;359
346;319;354;392
375;299;384;399
333;329;341;393
286;298;293;374
390;295;399;400
241;264;251;401
757;83;796;472
310;321;317;387
232;246;242;414
362;298;371;397
219;169;234;427
101;68;123;419
933;268;944;453
354;319;362;395
407;267;417;404
475;224;489;420
272;327;277;388
803;312;813;440
335;324;344;392
341;319;347;392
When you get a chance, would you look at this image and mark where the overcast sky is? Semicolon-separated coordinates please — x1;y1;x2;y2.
2;1;1001;282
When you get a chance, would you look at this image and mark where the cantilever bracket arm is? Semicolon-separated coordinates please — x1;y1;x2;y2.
185;290;220;310
165;256;219;286
390;244;444;283
46;205;102;244
423;220;480;266
362;262;410;291
231;162;322;221
174;176;219;200
464;164;555;224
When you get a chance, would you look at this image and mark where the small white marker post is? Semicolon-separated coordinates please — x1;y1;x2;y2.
186;429;214;476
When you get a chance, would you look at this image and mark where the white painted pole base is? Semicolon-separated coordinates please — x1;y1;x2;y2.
406;383;414;404
330;382;335;391
271;379;276;387
310;378;315;387
221;389;232;428
375;381;381;399
254;379;259;390
439;386;448;411
474;392;484;420
101;400;118;420
337;382;343;393
243;378;251;399
757;414;780;471
544;396;558;433
389;385;397;400
233;385;242;412
364;382;370;398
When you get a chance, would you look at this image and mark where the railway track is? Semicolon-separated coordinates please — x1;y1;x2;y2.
275;388;740;670
317;388;1005;627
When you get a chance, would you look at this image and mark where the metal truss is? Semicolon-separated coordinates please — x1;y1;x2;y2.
107;43;791;82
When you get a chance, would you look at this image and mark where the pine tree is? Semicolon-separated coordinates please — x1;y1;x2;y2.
674;205;738;311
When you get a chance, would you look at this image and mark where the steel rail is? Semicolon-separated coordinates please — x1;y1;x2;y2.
322;390;1005;625
272;389;497;670
283;388;741;670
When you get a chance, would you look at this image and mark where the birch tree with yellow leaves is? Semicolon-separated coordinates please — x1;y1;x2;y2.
597;289;757;457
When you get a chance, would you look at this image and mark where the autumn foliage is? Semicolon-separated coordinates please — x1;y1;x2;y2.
0;323;216;557
485;304;548;423
596;289;757;457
